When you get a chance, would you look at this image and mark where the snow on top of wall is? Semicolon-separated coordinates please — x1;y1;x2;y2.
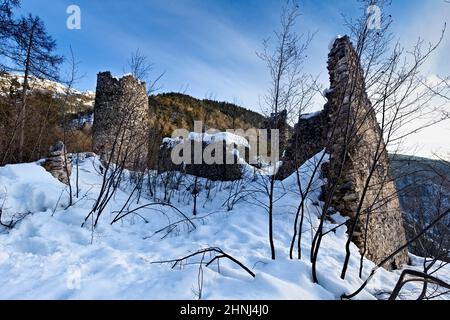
328;35;344;50
323;88;334;96
162;137;182;148
187;132;250;148
300;111;322;120
163;132;250;150
109;73;146;86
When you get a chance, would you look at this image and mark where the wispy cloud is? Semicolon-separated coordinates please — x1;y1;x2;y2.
16;0;450;157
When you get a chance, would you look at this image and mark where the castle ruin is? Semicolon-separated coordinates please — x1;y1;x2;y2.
279;36;409;269
158;134;247;181
92;72;149;169
90;37;409;269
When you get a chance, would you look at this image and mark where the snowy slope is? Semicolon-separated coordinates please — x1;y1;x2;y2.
0;73;95;107
0;153;448;300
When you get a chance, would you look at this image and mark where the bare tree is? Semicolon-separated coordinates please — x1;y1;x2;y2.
127;48;165;94
257;0;312;260
0;0;20;70
342;208;450;299
276;0;450;286
0;189;30;229
302;0;450;298
2;14;63;162
388;269;450;300
339;1;448;280
152;247;255;299
59;47;84;207
406;157;450;299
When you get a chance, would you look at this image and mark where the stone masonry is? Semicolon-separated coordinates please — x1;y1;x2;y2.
93;72;149;169
158;138;245;181
276;110;328;179
43;141;72;185
279;36;409;269
263;109;291;154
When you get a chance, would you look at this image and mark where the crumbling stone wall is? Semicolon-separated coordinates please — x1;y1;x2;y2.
93;72;149;169
279;36;409;269
158;138;244;181
276;110;328;179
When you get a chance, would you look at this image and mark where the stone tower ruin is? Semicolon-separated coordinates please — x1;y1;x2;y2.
93;72;149;169
279;36;409;269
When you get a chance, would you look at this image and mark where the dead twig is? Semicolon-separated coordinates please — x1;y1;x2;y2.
152;247;255;278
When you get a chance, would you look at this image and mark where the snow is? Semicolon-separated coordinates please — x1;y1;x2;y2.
0;153;448;300
329;35;344;50
112;73;145;85
72;113;94;128
162;137;179;148
300;111;322;120
187;132;250;148
164;132;250;149
0;164;68;220
323;88;334;96
0;73;95;104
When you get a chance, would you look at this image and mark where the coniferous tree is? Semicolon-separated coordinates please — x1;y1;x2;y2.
4;14;63;161
0;0;20;70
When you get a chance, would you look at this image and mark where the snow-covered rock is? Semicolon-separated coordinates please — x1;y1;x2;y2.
300;111;322;120
187;131;251;149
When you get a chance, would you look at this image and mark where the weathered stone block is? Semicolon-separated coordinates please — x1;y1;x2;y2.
43;141;72;185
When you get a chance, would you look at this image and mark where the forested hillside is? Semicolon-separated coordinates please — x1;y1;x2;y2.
149;92;266;137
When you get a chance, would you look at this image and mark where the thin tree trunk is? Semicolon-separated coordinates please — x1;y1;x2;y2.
18;19;36;163
268;175;276;260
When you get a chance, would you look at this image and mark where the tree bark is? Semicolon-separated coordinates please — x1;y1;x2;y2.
18;18;36;162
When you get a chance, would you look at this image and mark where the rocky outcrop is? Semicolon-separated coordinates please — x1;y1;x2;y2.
43;141;72;184
279;36;409;269
93;72;149;170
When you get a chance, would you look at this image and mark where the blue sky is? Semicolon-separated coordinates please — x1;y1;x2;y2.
16;0;449;105
15;0;450;156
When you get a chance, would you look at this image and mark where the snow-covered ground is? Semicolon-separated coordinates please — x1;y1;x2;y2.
0;153;448;300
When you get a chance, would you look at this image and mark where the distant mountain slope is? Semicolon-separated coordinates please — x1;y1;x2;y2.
148;92;267;138
1;72;268;165
0;72;95;112
69;91;267;137
147;93;267;166
390;154;450;257
0;73;95;163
